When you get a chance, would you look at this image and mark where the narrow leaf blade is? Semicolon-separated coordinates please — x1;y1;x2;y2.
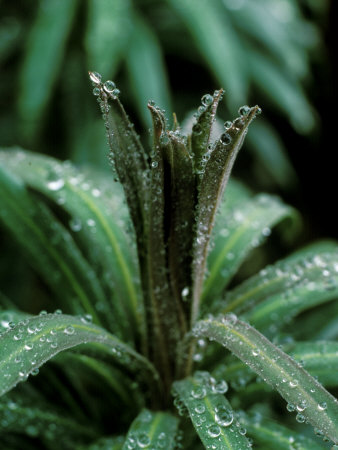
173;371;252;449
0;313;159;397
193;316;338;443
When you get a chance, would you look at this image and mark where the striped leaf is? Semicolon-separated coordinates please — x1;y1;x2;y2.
193;316;338;443
203;193;299;305
123;409;179;450
173;371;252;449
0;149;141;342
0;313;159;398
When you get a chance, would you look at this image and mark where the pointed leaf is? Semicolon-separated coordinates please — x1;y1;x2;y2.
126;13;172;127
0;149;141;341
85;0;132;79
203;193;299;305
0;313;159;397
17;0;78;141
191;106;261;323
173;371;252;449
123;409;179;450
193;316;338;443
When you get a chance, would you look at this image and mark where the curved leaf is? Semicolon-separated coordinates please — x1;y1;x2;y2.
123;409;179;450
0;149;142;342
243;251;338;332
240;412;327;450
173;371;252;449
203;193;299;304
0;393;96;446
17;0;78;141
213;341;338;389
85;0;132;79
0;165;105;326
0;313;159;397
193;316;338;443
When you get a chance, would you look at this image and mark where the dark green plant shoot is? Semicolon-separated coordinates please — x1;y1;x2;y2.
0;72;337;449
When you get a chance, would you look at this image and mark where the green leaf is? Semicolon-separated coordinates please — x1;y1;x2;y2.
17;0;79;141
190;106;263;323
0;149;141;342
203;193;298;305
247;121;298;189
0;393;96;445
193;316;338;443
242;251;338;332
240;412;327;450
86;0;132;79
126;13;172;127
213;341;338;389
0;310;29;334
0;313;159;397
167;0;248;108
173;371;252;449
123;409;179;450
0;165;105;326
80;435;125;450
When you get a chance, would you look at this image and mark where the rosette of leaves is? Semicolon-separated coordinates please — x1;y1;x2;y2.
0;73;337;449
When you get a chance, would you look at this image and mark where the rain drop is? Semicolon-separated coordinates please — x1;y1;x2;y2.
238;105;250;116
47;177;64;192
207;424;221;438
220;133;231;145
89;71;102;84
69;217;82;232
103;80;116;93
137;432;150;448
215;408;234;427
201;94;213;106
64;326;75;335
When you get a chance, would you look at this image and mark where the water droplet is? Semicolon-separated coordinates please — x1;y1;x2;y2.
92;87;101;96
39;310;47;316
215;408;233;427
212;380;228;394
289;379;298;388
89;71;102;84
64;326;75;335
69;217;82;232
148;100;155;107
220;133;231;145
24;343;33;351
317;402;327;411
137;432;150;448
207;424;221;438
151;161;158;168
31;368;39;376
201;94;213;106
238;105;250;116
47;176;64;191
54;309;62;315
191;386;206;399
195;404;205;414
81;314;93;324
296;413;305;423
103;80;116;93
87;218;96;227
286;403;295;412
181;287;189;299
224;121;232;129
193;123;202;135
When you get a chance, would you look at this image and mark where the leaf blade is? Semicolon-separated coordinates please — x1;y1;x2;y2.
193;316;338;443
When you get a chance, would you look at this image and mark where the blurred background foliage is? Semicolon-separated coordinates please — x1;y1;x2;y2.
0;0;336;238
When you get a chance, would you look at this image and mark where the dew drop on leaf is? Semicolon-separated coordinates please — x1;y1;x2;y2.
207;424;221;438
238;105;250;116
201;94;213;106
103;80;116;93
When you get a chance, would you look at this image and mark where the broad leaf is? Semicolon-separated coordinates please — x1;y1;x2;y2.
123;409;179;450
193;316;338;443
173;371;252;449
0;313;159;397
